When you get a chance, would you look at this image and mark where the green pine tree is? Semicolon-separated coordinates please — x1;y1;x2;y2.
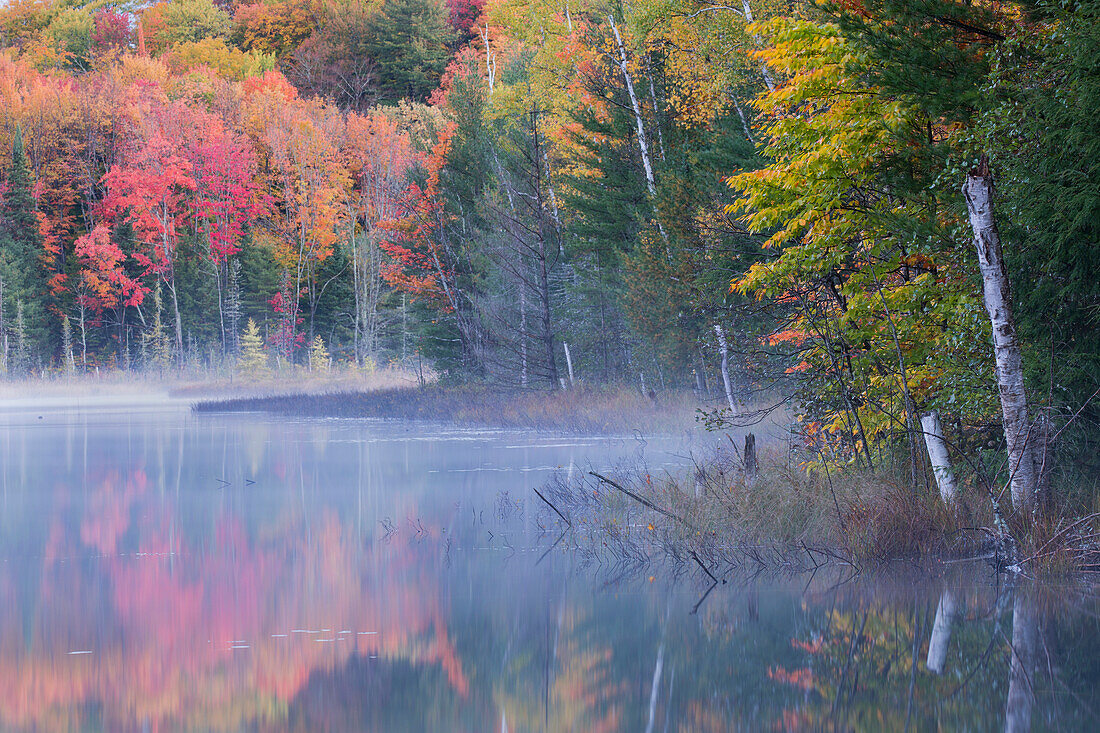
144;282;173;371
0;126;50;366
11;300;29;376
364;0;453;102
61;314;75;373
225;258;243;356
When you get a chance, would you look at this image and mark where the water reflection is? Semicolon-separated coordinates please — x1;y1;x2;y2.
0;406;1095;731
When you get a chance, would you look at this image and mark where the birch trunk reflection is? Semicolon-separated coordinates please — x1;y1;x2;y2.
1005;589;1038;733
926;588;957;674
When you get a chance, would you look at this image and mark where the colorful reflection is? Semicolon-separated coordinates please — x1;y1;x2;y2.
0;406;1095;731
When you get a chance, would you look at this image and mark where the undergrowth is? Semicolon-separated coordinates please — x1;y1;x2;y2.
540;438;1099;575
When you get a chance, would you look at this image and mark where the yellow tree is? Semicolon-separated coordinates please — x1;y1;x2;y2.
727;17;993;481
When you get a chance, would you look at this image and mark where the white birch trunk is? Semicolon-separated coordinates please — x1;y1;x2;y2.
965;169;1037;512
609;16;657;198
714;324;738;414
480;26;496;95
921;411;959;506
563;341;575;386
733;97;755;145
925;589;957;674
739;0;776;92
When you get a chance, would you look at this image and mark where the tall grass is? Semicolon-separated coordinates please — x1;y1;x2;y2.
542;440;995;573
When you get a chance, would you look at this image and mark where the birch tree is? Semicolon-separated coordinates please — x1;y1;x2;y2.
965;163;1037;512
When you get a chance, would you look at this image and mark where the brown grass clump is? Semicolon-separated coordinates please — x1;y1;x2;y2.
171;366;419;400
838;483;955;560
1011;512;1100;574
543;441;992;571
195;384;703;434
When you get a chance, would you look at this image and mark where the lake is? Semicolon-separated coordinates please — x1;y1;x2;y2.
0;401;1096;731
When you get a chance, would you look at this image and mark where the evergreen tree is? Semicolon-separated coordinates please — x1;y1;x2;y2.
238;318;270;377
11;300;29;376
308;334;330;372
144;282;173;371
363;0;453;102
225;258;243;356
0;126;49;366
990;0;1100;406
61;314;75;373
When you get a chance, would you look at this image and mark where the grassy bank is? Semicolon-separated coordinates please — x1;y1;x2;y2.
0;367;422;403
194;384;706;434
539;439;1100;575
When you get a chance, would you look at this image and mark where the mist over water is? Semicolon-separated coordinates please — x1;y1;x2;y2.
0;402;1095;731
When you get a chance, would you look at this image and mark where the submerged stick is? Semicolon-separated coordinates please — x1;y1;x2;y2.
589;471;698;532
533;488;571;527
690;550;719;584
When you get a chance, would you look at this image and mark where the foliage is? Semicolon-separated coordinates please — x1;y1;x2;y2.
0;0;1092;517
142;0;233;55
362;0;454;102
308;333;329;370
238;316;269;375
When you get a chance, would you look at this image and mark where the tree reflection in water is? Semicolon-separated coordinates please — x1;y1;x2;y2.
0;408;1095;731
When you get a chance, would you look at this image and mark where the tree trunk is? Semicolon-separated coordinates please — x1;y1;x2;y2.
609;16;657;198
644;57;666;163
1005;589;1037;733
714;324;738;414
732;98;755;145
78;301;87;368
539;252;557;388
166;277;183;360
739;0;777;92
925;588;957;674
563;341;575;386
921;411;959;506
209;255;225;358
744;433;757;488
520;287;528;387
965;165;1036;512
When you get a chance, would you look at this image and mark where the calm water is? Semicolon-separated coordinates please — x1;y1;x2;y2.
0;401;1096;731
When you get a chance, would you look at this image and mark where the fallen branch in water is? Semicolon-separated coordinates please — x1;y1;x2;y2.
690;550;720;584
534;488;572;528
589;471;698;532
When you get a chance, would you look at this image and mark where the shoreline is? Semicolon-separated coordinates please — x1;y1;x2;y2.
537;443;1100;576
193;384;710;435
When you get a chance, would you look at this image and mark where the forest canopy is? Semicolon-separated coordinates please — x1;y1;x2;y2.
0;0;1096;509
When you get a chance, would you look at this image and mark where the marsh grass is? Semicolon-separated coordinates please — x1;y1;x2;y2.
0;365;422;402
171;366;420;400
541;441;998;577
195;384;704;434
1011;511;1100;573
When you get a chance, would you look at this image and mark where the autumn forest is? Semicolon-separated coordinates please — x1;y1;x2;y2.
0;0;1097;514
